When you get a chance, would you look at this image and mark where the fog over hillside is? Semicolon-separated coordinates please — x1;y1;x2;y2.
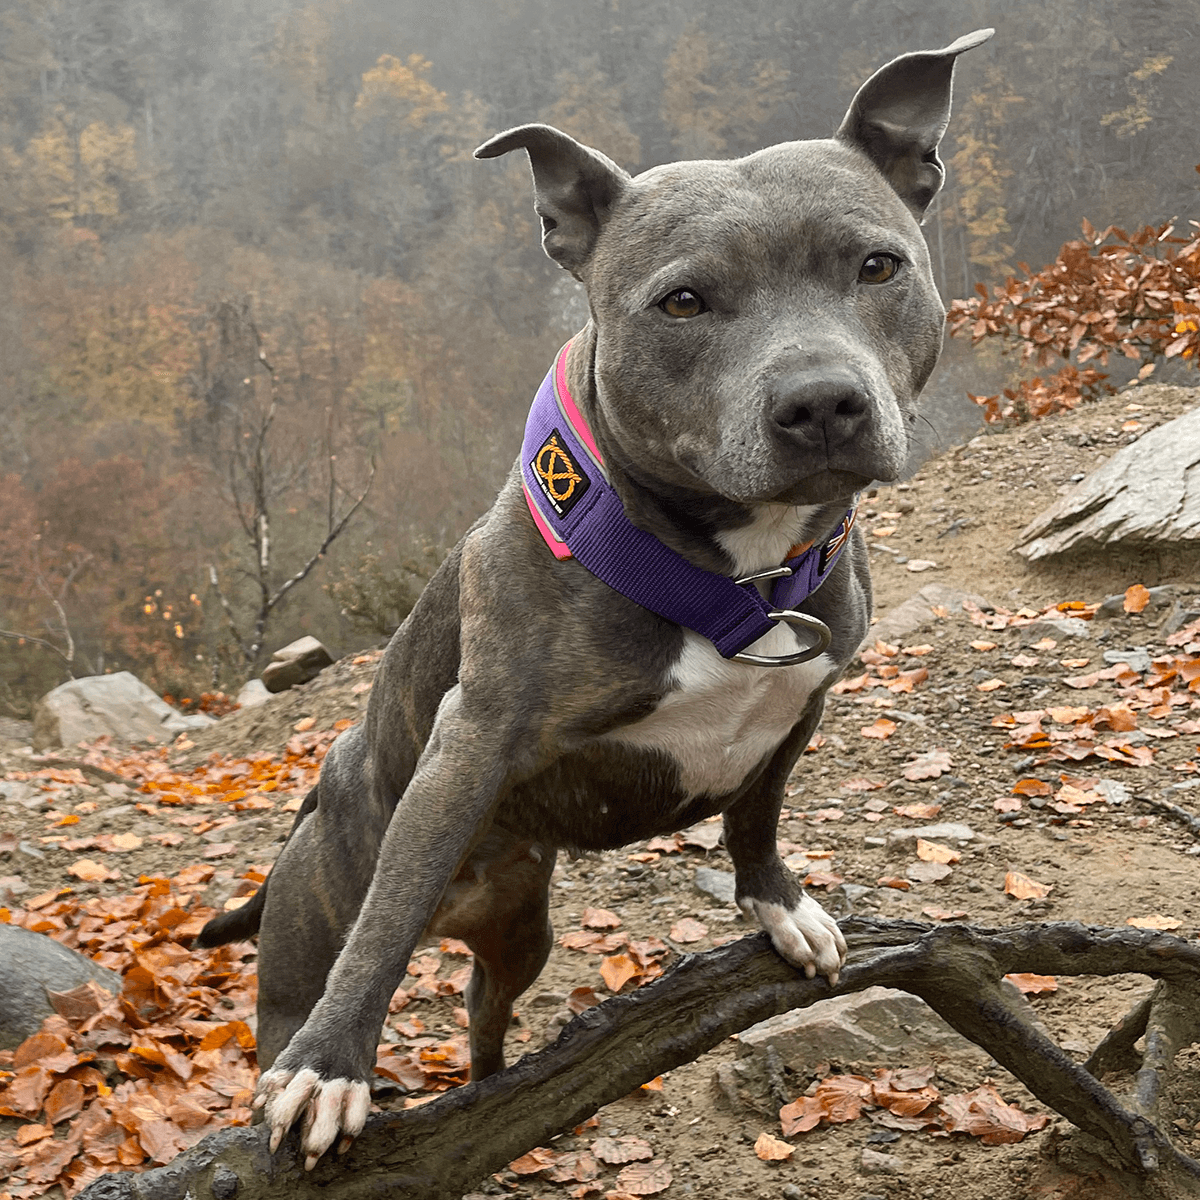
0;0;1193;708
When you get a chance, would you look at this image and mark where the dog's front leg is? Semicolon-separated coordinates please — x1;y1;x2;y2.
254;685;511;1168
723;718;847;985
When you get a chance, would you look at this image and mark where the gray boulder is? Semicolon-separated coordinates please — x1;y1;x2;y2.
0;925;121;1049
32;671;214;751
261;636;334;693
1016;400;1200;559
740;986;986;1068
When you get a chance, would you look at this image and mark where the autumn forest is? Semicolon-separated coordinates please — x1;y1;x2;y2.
0;0;1193;713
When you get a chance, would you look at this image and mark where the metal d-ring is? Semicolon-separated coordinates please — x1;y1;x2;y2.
732;566;832;667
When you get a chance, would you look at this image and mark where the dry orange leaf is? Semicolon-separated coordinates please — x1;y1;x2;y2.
877;876;911;891
581;907;622;930
110;832;143;852
1124;584;1151;614
592;1136;654;1165
800;1075;871;1128
753;1132;794;1162
840;777;886;792
293;716;316;732
15;1123;52;1146
939;1084;1048;1144
1094;704;1138;732
969;640;997;651
916;839;960;865
1004;973;1058;994
901;748;953;781
860;718;897;740
1047;706;1088;723
599;954;641;993
894;802;942;820
509;1147;557;1175
67;858;117;882
1126;914;1184;930
546;1150;601;1183
615;1160;673;1196
43;1078;85;1124
669;918;708;943
1012;778;1052;796
1004;871;1052;900
922;906;968;921
977;678;1006;692
994;796;1022;813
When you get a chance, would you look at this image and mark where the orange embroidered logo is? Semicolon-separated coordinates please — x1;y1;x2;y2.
536;436;582;501
531;428;590;517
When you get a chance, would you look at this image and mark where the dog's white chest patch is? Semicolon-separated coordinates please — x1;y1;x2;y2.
606;627;832;799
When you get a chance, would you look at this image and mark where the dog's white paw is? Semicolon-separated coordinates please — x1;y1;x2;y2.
740;892;847;985
255;1066;371;1169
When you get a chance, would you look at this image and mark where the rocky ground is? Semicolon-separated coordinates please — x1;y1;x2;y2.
2;382;1200;1200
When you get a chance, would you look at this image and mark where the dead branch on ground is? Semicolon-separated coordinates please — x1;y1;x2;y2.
78;919;1200;1200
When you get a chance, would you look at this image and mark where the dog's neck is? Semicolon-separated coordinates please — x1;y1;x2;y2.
564;329;848;579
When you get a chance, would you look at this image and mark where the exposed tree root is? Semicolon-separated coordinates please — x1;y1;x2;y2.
77;919;1200;1200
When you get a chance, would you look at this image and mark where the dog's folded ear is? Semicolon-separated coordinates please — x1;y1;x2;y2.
836;28;993;218
475;124;629;278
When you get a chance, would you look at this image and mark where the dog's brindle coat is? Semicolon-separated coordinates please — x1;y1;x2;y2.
197;29;992;1167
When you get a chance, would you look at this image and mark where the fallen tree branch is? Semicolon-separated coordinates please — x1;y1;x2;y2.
78;919;1200;1200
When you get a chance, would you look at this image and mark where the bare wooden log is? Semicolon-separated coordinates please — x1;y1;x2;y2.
77;919;1200;1200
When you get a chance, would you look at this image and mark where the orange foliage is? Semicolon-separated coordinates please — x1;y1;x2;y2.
949;216;1200;422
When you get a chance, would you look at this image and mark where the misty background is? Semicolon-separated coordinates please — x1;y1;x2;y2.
0;0;1195;712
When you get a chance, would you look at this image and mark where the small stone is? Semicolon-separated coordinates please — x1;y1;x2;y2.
1094;780;1130;806
782;1186;804;1200
1103;646;1153;674
1164;605;1200;636
905;861;952;884
887;822;977;847
261;637;334;693
860;1148;904;1175
1021;617;1092;641
693;867;736;905
210;1165;240;1200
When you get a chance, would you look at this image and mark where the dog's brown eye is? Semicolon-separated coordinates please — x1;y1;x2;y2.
659;289;707;318
859;254;900;284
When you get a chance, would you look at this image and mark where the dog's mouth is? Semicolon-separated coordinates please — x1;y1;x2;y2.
754;467;877;506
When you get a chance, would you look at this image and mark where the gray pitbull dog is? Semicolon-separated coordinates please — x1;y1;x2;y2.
197;28;992;1169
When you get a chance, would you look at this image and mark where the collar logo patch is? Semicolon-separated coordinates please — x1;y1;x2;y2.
532;428;590;517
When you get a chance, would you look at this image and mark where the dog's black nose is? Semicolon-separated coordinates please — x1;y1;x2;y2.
770;369;872;444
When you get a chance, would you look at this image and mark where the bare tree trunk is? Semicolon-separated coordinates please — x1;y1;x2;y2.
77;920;1200;1200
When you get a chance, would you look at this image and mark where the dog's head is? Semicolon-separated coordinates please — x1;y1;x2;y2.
478;30;992;508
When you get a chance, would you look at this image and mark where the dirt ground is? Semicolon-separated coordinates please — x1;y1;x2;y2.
3;382;1200;1200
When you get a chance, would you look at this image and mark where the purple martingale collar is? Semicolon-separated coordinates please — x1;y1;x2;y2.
521;343;858;666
